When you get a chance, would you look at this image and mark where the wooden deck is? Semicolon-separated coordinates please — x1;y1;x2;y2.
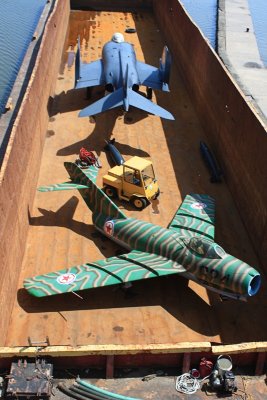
6;10;267;348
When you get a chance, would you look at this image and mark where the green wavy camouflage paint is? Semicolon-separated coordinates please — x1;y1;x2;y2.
23;162;261;299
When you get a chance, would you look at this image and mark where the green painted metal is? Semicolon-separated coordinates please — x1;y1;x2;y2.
23;162;261;300
24;250;185;297
38;182;88;191
168;193;215;239
64;161;127;223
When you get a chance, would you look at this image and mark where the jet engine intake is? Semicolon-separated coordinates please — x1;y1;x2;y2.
105;83;114;92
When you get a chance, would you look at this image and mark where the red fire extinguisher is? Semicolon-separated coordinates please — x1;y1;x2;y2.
199;357;214;378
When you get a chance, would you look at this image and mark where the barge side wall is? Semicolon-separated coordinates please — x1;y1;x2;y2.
0;0;70;343
153;0;267;263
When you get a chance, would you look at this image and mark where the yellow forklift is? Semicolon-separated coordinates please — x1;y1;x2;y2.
102;156;160;209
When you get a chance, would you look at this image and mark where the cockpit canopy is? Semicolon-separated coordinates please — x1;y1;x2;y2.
188;237;226;259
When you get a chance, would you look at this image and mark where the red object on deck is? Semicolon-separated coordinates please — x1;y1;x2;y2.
199;357;213;378
79;147;97;165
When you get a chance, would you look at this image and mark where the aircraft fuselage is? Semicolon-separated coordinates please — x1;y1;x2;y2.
102;41;139;90
96;216;261;300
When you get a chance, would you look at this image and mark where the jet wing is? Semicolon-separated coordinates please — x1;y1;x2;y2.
75;60;105;89
23;250;186;297
136;61;166;91
168;194;215;240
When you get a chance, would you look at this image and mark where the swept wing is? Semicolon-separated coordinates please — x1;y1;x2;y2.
168;194;215;240
136;46;171;91
24;250;186;297
75;37;105;89
136;61;164;90
75;60;105;89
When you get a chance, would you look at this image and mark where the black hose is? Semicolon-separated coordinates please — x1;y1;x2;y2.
57;383;94;400
71;384;111;400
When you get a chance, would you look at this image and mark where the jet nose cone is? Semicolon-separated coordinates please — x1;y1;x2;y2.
248;273;261;296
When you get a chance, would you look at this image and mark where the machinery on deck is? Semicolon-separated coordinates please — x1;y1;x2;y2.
102;156;160;209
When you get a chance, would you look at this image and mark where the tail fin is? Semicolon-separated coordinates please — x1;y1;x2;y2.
159;46;171;91
79;87;174;120
64;162;127;228
75;36;81;88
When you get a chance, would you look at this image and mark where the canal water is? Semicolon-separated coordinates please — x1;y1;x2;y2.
248;0;267;67
181;0;267;67
0;0;46;116
180;0;218;49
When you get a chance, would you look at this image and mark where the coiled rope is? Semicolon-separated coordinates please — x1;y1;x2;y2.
175;373;201;394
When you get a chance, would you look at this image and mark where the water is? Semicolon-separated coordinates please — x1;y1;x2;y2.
248;0;267;67
0;0;46;116
180;0;218;49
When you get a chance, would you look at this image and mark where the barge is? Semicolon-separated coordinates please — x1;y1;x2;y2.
0;0;267;376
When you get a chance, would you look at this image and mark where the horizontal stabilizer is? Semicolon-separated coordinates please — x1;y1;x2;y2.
38;182;88;192
79;88;124;117
128;89;174;120
38;163;99;192
79;88;174;120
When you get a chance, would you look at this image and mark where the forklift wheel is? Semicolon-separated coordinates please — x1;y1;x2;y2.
131;197;147;210
104;186;117;198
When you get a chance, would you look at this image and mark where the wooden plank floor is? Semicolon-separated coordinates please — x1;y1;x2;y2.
6;10;267;347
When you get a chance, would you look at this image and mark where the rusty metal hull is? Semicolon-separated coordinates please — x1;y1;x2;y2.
0;1;267;373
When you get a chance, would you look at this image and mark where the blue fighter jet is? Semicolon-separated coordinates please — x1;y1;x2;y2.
75;33;174;120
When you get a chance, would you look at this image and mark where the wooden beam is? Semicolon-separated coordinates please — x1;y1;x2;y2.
212;342;267;355
0;342;211;358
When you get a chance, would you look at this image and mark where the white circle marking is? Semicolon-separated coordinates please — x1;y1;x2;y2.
191;202;207;210
104;220;114;236
57;273;76;285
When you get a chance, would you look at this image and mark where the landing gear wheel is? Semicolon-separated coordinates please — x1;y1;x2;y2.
103;186;117;198
146;87;153;100
131;197;147;210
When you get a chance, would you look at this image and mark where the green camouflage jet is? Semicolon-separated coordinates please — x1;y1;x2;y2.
24;162;261;301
